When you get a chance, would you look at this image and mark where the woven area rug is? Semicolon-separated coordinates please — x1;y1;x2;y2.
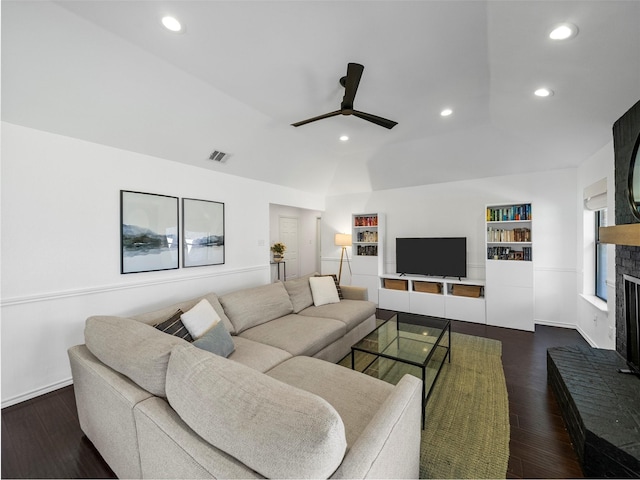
342;332;510;479
420;333;509;479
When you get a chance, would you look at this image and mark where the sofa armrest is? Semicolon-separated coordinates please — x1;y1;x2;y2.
331;374;422;479
340;285;369;301
134;397;260;479
68;345;153;479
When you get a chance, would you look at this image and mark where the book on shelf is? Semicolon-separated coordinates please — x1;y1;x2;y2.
354;215;378;227
356;230;378;242
357;245;378;256
487;246;532;261
486;227;531;242
486;204;531;222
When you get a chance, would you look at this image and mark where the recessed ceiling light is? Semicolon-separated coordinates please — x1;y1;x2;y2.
534;88;553;97
162;16;183;33
339;135;349;142
440;108;453;117
549;23;578;40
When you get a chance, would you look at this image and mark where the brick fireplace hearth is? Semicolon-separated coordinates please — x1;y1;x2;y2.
547;345;640;477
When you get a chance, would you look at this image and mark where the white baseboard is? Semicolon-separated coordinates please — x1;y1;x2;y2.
575;325;598;348
535;320;596;347
534;319;577;330
2;377;73;409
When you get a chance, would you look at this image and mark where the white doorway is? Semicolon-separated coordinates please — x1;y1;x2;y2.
279;216;299;280
269;204;322;280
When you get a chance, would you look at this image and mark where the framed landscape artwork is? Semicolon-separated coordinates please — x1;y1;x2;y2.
120;190;179;274
182;198;225;267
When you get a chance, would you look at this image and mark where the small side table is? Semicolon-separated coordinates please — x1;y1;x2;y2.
270;261;286;281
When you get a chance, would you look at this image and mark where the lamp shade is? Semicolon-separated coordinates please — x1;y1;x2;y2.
335;233;352;247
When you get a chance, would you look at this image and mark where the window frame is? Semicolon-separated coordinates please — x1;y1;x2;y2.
595;209;607;301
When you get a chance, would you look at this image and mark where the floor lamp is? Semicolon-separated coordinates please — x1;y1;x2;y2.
335;233;352;284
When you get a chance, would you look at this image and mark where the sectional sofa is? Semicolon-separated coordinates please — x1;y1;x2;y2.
67;274;423;479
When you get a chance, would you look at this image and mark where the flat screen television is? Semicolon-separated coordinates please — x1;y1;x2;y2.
396;237;467;278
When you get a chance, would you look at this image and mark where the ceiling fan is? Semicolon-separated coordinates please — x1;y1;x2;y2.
291;63;398;130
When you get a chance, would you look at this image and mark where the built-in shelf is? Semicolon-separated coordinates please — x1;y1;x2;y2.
352;213;385;303
485;202;534;331
486;205;532;261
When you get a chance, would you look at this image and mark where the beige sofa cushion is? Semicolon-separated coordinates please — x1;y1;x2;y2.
219;282;293;333
266;356;394;447
166;344;347;479
282;274;314;313
239;314;346;357
227;336;292;372
299;299;377;332
85;315;188;397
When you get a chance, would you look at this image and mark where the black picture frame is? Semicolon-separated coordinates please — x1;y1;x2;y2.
182;198;225;267
120;190;179;274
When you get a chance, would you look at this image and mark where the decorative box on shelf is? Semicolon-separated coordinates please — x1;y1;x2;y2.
384;278;408;291
451;284;482;298
414;281;442;294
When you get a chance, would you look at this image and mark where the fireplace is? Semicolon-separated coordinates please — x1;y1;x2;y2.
548;275;640;478
622;274;640;375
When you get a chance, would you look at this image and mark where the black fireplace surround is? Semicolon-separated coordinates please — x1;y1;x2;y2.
547;99;640;478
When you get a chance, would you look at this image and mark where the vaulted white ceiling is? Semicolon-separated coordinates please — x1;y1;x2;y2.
3;1;639;195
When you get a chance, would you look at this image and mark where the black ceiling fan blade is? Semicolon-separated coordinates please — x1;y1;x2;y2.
352;110;398;129
291;110;342;127
341;63;364;109
292;63;396;129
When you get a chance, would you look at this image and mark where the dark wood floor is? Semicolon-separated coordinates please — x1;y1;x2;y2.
2;316;587;479
450;319;587;479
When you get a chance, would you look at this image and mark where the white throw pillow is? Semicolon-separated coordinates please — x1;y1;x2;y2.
181;299;221;339
309;276;341;306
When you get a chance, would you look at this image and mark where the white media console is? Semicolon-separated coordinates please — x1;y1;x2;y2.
378;274;486;324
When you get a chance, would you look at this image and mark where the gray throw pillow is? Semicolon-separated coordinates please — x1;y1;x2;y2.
193;321;235;357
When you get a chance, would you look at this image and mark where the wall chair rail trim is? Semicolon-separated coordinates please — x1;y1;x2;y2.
1;265;267;307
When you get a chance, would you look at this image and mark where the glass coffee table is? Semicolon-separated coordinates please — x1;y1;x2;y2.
350;312;451;428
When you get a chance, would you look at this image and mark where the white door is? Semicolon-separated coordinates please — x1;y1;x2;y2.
279;216;299;279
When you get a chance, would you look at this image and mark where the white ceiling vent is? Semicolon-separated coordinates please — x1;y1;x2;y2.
209;150;229;162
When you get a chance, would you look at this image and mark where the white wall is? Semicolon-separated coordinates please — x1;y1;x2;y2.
0;122;324;406
576;141;616;348
322;168;578;328
3;119;615;406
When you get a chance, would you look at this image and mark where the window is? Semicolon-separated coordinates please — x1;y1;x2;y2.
595;209;607;301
